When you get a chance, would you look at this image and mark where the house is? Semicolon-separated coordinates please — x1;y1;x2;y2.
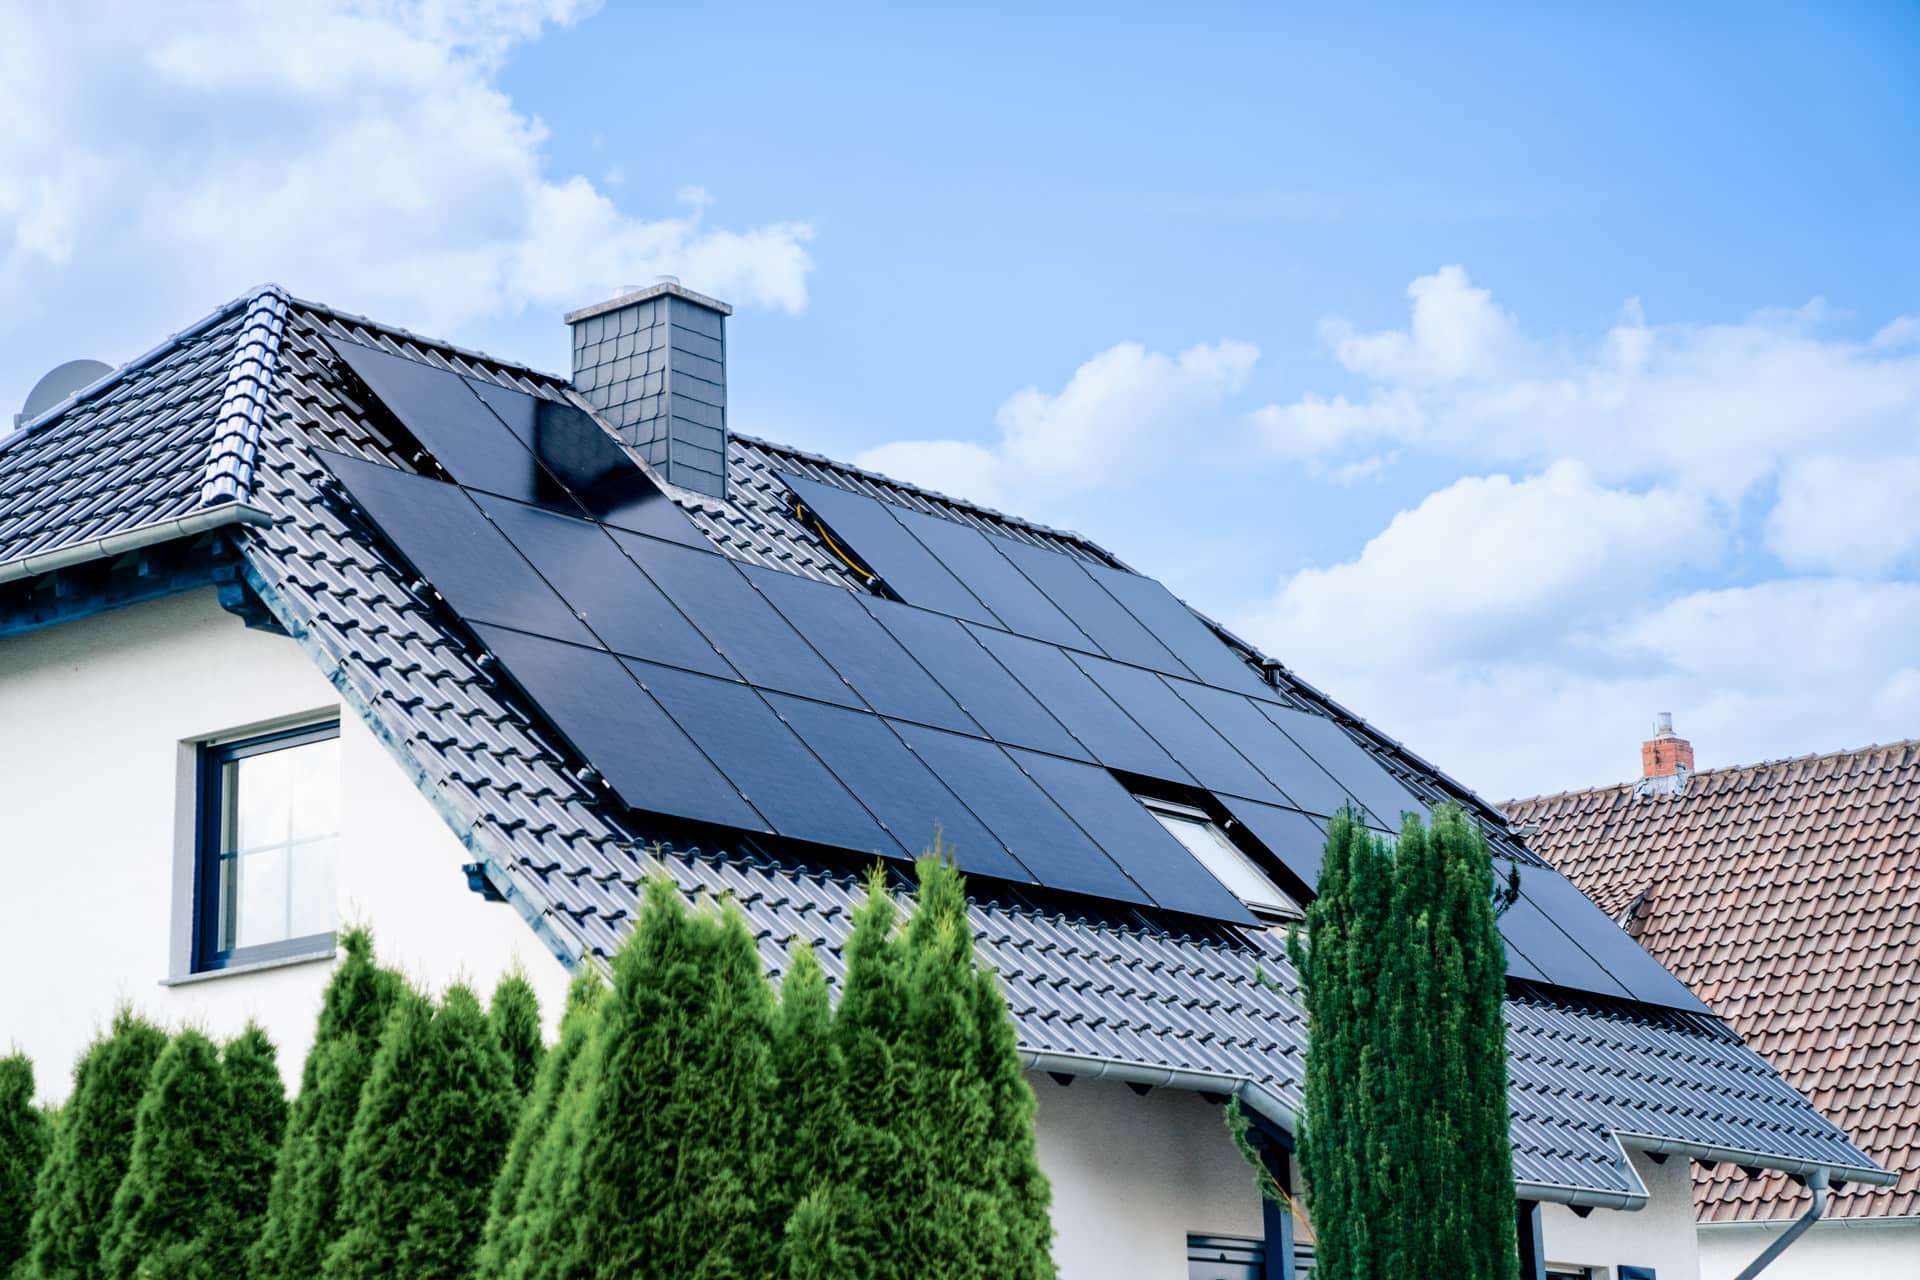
1508;720;1920;1280
0;282;1892;1280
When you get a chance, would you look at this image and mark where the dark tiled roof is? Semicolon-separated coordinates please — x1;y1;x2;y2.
1507;746;1920;1222
0;288;1888;1209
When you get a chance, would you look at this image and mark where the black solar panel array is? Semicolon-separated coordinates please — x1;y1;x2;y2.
318;336;1708;1012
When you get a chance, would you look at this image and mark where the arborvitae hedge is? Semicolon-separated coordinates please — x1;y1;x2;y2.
211;1026;288;1276
475;969;601;1280
26;1009;166;1280
831;868;911;1272
102;1030;228;1278
559;881;781;1279
489;974;544;1101
322;985;516;1279
1288;806;1517;1280
771;942;847;1256
0;1054;49;1276
250;930;401;1280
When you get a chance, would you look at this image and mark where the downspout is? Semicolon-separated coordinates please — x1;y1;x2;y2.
1732;1171;1827;1280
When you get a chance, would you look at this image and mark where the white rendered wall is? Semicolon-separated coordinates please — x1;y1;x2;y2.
0;588;571;1104
1542;1150;1702;1280
1700;1217;1920;1280
1034;1076;1268;1279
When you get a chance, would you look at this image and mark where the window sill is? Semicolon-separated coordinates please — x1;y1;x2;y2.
161;945;337;987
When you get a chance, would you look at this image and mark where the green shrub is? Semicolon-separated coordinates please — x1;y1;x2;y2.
321;985;517;1279
249;930;401;1280
489;974;544;1101
0;1055;50;1276
26;1009;167;1280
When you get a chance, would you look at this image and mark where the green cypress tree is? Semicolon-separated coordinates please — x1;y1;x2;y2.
250;929;401;1280
26;1009;166;1280
475;969;603;1280
832;868;911;1275
772;944;852;1280
489;973;545;1102
0;1055;50;1277
102;1030;230;1279
1286;806;1517;1280
966;918;1056;1279
559;880;780;1279
205;1026;288;1279
322;984;517;1280
502;997;602;1280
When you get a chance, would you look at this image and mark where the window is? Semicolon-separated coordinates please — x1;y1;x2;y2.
1144;799;1300;917
195;722;341;971
1187;1234;1263;1280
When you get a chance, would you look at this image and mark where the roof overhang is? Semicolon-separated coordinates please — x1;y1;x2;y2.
1018;1049;1895;1211
0;503;274;588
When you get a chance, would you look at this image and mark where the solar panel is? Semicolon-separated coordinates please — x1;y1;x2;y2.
472;623;765;833
761;693;1029;882
328;338;547;502
1081;562;1280;701
967;627;1193;782
317;450;594;646
885;506;1093;649
1068;655;1284;803
621;659;903;857
1009;749;1256;922
526;397;706;541
781;474;996;623
1256;702;1424;832
1166;680;1358;819
890;722;1151;904
987;535;1192;674
472;493;735;679
1492;872;1634;1000
1516;867;1709;1012
741;565;979;735
1213;797;1329;899
607;529;861;709
860;598;1087;759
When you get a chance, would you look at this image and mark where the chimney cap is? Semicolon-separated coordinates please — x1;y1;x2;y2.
1654;711;1676;738
564;279;732;325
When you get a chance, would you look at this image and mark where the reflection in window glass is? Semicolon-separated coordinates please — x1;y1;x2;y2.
200;725;340;969
1145;801;1297;916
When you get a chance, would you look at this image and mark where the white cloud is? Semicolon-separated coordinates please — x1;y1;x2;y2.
1253;267;1920;506
1767;454;1920;575
854;338;1257;502
0;0;813;358
1242;461;1718;672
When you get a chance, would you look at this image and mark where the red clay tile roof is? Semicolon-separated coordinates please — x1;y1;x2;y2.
1506;742;1920;1223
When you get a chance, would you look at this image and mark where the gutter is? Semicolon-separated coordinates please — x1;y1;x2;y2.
0;504;275;587
1732;1171;1826;1280
1612;1131;1896;1189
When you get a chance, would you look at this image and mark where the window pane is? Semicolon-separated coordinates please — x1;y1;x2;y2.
1150;809;1293;913
234;845;289;948
288;838;337;939
209;729;341;961
231;749;292;852
288;739;341;842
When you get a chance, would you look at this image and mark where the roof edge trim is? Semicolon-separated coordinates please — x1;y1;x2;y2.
1613;1130;1897;1188
0;284;288;452
0;503;274;586
200;290;290;506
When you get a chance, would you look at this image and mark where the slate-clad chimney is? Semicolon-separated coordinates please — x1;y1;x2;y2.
565;279;731;499
1638;712;1694;796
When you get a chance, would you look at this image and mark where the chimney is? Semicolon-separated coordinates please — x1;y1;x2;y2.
1637;712;1694;795
565;278;731;500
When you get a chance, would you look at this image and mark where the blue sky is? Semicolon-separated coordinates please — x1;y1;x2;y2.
3;1;1916;797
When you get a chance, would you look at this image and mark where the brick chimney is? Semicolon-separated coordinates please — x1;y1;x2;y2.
1638;712;1693;795
565;278;730;500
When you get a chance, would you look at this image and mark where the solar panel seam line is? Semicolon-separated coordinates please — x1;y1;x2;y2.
996;749;1162;908
1149;673;1322;813
880;718;1045;884
884;503;1098;652
985;533;1197;678
1062;648;1280;802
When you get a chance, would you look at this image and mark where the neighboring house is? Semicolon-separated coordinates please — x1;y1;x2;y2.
0;284;1892;1280
1509;720;1920;1280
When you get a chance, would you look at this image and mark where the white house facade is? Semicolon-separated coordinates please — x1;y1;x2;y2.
0;284;1891;1280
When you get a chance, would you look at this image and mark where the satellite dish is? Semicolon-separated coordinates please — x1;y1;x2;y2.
16;358;113;429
